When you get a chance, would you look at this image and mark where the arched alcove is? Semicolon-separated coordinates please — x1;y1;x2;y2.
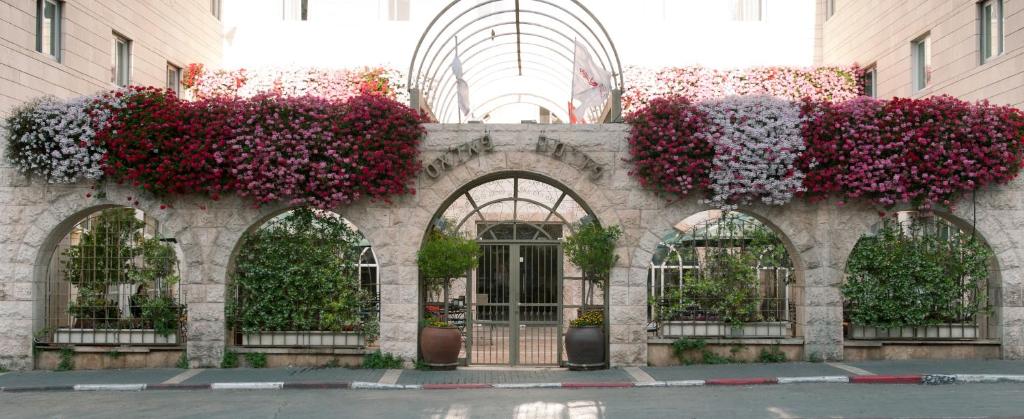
421;173;605;366
843;211;1000;343
36;207;185;347
647;210;802;340
225;207;380;352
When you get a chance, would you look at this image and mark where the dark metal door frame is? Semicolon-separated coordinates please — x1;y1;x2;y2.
467;240;562;366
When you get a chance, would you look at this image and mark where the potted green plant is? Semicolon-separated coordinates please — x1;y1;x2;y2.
416;230;479;369
563;221;621;370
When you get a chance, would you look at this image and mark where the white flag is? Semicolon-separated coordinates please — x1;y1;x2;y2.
451;50;471;118
570;39;611;122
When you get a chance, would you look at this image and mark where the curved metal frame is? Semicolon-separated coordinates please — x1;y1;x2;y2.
408;0;625;123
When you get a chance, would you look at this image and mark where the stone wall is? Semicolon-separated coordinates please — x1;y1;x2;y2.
2;123;1023;370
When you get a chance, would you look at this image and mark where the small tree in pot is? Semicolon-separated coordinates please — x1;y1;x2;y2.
416;230;479;369
563;221;621;370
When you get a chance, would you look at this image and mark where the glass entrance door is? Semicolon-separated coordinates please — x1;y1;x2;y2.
468;242;562;366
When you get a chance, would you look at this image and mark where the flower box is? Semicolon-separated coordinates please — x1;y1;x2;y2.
53;328;178;345
849;324;979;340
659;321;789;338
241;331;365;347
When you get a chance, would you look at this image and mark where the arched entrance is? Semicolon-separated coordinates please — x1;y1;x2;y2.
423;173;601;366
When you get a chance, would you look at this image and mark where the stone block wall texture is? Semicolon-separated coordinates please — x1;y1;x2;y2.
816;0;1024;107
2;123;1024;370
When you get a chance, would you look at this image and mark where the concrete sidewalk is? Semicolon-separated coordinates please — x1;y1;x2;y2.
2;360;1024;392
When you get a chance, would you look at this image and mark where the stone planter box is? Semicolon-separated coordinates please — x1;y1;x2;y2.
850;324;979;340
241;331;365;347
54;328;178;345
659;321;789;338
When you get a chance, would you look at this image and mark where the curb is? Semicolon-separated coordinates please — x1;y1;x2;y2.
2;374;1023;393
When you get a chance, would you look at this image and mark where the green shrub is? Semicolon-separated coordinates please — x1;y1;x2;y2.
176;352;189;369
221;351;238;368
844;220;991;327
362;351;404;369
758;345;786;363
229;208;375;338
417;229;479;326
244;352;267;368
564;222;621;307
671;338;737;365
56;347;74;371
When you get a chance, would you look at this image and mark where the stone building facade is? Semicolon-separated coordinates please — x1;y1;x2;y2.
2;123;1023;370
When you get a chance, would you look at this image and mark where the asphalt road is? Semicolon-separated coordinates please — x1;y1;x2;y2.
3;384;1024;418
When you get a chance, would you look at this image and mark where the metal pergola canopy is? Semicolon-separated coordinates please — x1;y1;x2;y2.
409;0;624;123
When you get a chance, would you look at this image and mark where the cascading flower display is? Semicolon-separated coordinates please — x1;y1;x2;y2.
700;96;805;209
624;65;862;114
185;66;407;104
800;95;1024;210
628;94;1024;211
625;96;715;199
226;94;423;208
3;87;424;209
2;95;114;183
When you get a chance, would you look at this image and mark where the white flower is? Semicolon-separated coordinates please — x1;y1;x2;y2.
699;95;806;209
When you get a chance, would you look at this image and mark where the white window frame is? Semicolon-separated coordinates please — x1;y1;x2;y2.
112;33;132;87
211;0;222;20
731;0;766;22
979;0;1004;64
863;65;877;98
35;0;62;61
166;62;182;95
282;0;309;21
911;34;931;92
387;0;410;21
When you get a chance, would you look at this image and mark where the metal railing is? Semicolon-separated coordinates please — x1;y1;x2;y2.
38;208;185;346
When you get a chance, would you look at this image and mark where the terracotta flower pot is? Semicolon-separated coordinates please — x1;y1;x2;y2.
420;326;461;369
565;326;606;370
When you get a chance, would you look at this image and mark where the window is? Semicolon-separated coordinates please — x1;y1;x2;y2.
35;0;61;61
979;0;1004;64
387;0;409;21
731;0;765;21
211;0;221;20
911;35;930;92
283;0;308;21
863;66;877;98
111;33;131;87
166;63;181;95
825;0;835;20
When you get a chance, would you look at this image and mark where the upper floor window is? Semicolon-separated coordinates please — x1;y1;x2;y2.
979;0;1004;64
732;0;765;22
36;0;62;61
211;0;222;20
112;33;131;87
863;66;877;98
911;34;931;92
825;0;835;20
167;63;181;95
387;0;409;21
283;0;309;21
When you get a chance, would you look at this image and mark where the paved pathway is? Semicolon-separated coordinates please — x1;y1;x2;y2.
3;359;1024;391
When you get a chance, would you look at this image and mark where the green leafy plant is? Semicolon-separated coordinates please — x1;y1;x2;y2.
564;222;622;310
758;345;787;363
362;351;404;369
56;347;74;371
663;249;761;327
417;229;480;326
570;311;604;328
670;338;733;365
138;295;182;337
176;352;189;369
229;208;376;339
844;220;992;327
221;350;238;368
0;365;9;373
108;349;122;359
324;358;341;368
244;352;267;368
